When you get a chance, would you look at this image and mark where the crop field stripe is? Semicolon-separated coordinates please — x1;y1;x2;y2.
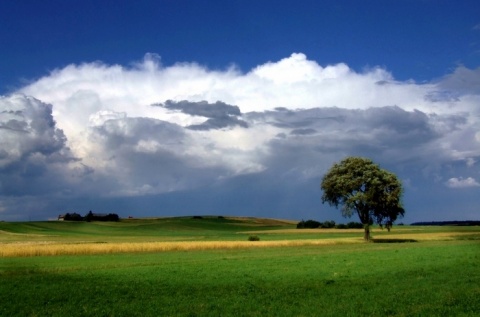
0;238;362;257
2;231;477;257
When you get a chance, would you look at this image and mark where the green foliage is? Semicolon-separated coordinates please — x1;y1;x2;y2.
347;221;364;229
248;235;260;241
84;211;119;222
297;220;337;229
321;156;404;239
321;220;336;228
63;212;83;221
335;222;363;229
297;219;321;228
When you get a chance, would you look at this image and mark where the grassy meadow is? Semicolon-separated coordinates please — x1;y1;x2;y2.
1;216;479;316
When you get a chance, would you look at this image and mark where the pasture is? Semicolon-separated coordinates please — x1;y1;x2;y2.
1;217;479;316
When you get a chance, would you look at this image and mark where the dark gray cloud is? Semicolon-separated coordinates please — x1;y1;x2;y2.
188;116;248;130
246;107;346;129
0;96;70;163
249;105;444;151
154;100;248;130
290;128;317;135
0;117;28;133
0;95;75;201
159;100;242;117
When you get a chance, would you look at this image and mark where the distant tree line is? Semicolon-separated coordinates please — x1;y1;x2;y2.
297;220;364;229
62;212;84;221
411;221;480;226
59;211;119;222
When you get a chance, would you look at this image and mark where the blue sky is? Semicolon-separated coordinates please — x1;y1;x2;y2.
2;0;478;91
0;0;479;223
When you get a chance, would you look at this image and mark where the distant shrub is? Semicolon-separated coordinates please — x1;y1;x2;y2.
105;213;120;222
333;222;363;229
248;235;260;241
63;213;84;221
297;220;340;229
84;211;119;222
297;220;321;229
193;216;203;219
347;222;364;229
321;220;336;229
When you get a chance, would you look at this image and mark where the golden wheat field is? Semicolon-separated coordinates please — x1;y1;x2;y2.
0;239;365;257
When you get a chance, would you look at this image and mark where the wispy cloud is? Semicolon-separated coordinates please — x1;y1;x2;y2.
445;177;480;188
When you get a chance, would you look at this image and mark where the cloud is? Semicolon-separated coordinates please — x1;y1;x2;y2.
0;95;68;165
445;177;480;188
87;115;235;196
154;100;248;130
0;94;84;221
437;66;480;95
158;100;242;117
249;105;468;163
0;53;478;221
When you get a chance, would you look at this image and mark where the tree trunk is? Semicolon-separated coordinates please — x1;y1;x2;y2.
364;224;371;241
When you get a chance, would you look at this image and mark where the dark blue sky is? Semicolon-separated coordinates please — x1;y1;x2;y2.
1;0;479;94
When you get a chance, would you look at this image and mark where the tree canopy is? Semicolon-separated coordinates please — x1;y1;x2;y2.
321;157;404;240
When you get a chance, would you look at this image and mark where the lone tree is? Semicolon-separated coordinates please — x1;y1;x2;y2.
321;157;404;241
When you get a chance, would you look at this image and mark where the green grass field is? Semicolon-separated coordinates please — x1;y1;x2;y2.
1;217;479;316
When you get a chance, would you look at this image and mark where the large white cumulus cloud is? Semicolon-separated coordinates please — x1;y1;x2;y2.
1;53;479;221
